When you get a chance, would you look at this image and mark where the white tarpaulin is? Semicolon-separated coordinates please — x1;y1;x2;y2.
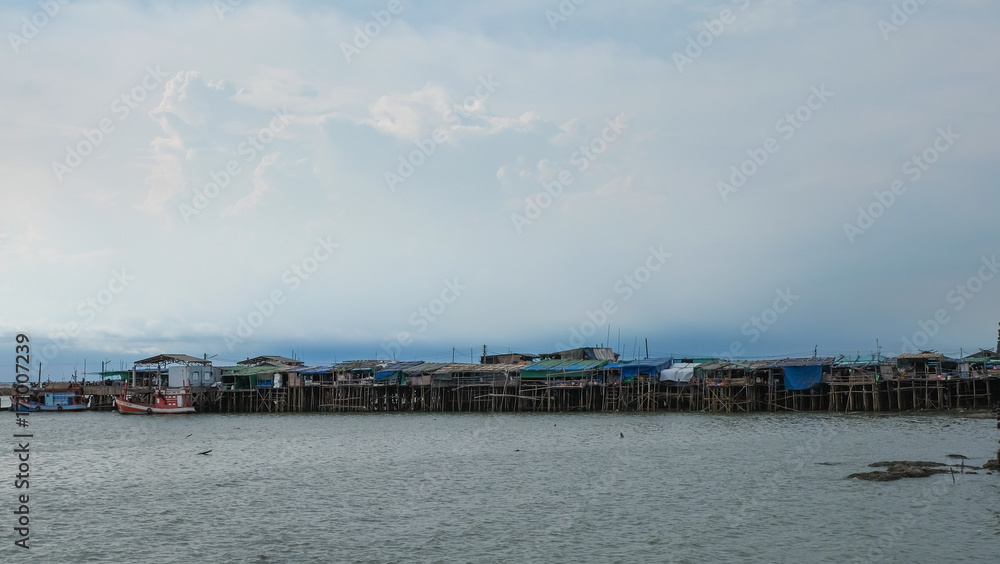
659;362;697;382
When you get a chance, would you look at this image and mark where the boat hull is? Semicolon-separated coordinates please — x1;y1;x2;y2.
115;398;195;414
11;401;88;412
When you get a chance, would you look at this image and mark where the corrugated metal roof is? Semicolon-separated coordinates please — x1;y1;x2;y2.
134;354;211;366
699;361;752;371
440;363;483;372
834;354;889;367
381;361;425;371
962;349;999;360
293;365;334;375
403;362;451;374
771;357;835;367
542;347;617;361
432;363;521;374
898;353;945;359
521;359;609;373
331;360;384;372
375;361;425;379
237;355;304;367
962;356;996;363
590;348;617;361
673;358;719;364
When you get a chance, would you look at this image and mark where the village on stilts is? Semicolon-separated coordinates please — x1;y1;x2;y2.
5;341;1000;414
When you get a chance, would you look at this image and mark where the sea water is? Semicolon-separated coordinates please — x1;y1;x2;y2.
0;411;996;563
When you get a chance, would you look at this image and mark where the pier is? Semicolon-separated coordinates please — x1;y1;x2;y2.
4;348;999;414
2;376;996;414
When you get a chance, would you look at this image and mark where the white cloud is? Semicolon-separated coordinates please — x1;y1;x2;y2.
224;152;282;217
367;83;452;142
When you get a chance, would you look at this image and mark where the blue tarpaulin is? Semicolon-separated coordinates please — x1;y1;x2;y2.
782;365;823;390
375;361;424;381
605;358;673;380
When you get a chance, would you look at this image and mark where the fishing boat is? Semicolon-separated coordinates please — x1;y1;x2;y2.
12;381;88;412
115;382;196;414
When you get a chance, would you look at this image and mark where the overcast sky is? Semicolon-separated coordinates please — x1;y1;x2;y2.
1;0;998;377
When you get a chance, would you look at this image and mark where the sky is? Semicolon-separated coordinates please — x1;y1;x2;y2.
1;0;998;378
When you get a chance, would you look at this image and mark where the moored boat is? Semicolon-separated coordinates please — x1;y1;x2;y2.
12;382;88;412
115;383;196;414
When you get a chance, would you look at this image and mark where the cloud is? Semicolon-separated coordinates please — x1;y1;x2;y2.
140;71;236;215
138;71;305;219
2;0;999;371
365;81;539;144
223;152;282;217
367;83;452;142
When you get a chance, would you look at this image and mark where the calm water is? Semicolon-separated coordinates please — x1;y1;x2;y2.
0;410;997;563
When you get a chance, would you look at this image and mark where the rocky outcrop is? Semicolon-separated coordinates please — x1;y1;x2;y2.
849;461;950;481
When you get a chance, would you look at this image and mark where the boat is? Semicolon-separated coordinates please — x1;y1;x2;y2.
115;382;196;414
12;381;88;412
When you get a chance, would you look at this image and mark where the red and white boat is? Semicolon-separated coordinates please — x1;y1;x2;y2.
115;383;196;414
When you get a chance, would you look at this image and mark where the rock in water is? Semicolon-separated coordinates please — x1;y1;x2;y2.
868;461;945;468
849;461;951;481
